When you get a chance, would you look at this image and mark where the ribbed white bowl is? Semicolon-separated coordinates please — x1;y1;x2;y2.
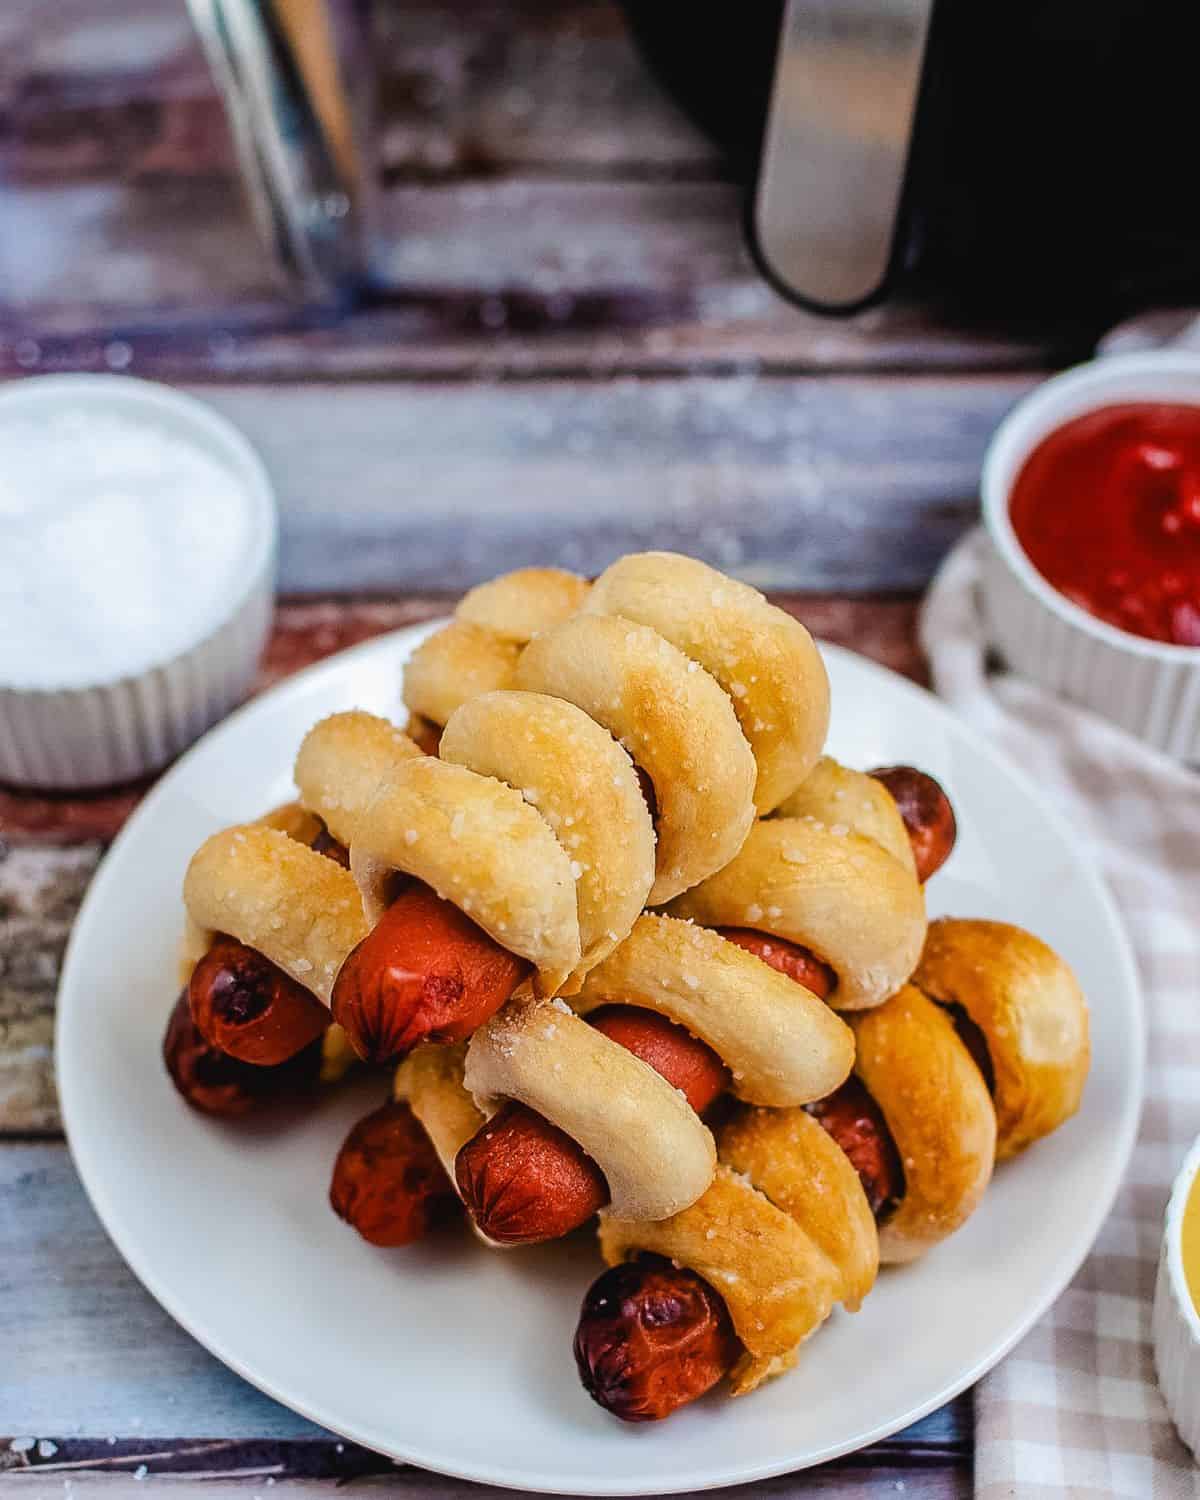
0;376;277;789
980;353;1200;761
1153;1134;1200;1457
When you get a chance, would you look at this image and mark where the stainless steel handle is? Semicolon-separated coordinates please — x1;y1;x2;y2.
752;0;934;313
187;0;373;298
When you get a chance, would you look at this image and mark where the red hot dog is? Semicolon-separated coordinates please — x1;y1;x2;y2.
164;991;322;1115
174;820;350;1076
869;765;957;883
804;1077;905;1218
331;881;532;1064
330;1098;460;1246
574;1254;739;1422
455;1005;730;1245
713;929;835;998
188;935;331;1066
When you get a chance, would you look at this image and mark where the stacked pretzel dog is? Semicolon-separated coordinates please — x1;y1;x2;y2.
164;551;1091;1424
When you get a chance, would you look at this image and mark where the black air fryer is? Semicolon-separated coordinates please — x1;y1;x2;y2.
623;1;1200;319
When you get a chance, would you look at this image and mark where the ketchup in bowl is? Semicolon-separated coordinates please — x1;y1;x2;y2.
1009;404;1200;647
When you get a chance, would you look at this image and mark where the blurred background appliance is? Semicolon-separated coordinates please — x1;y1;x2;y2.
186;0;373;299
625;0;1200;319
197;0;1200;320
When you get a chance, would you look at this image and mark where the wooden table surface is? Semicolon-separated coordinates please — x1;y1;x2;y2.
0;1;1102;1493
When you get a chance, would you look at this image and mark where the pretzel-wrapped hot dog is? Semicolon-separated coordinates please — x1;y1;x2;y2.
585;1105;877;1412
456;1003;728;1244
465;989;719;1224
452;756;937;1249
182;817;368;1065
847;983;997;1264
515;615;757;906
170;801;361;1100
456;916;854;1242
670;756;928;1010
570;758;966;1419
913;917;1089;1159
300;681;671;1063
573;764;1090;1422
581;551;830;814
298;552;829;1068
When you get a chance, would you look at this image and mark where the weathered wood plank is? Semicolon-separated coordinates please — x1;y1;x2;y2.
0;1143;325;1438
0;1141;969;1486
0;844;100;1134
0;0;719;185
0;0;1091;377
0;372;1024;599
0;3;1080;376
0;593;922;1129
187;374;1026;595
0;1464;970;1500
0;179;278;324
0;307;1081;384
0;1460;969;1500
0;179;1081;373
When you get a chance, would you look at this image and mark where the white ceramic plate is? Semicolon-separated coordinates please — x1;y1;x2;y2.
57;625;1144;1496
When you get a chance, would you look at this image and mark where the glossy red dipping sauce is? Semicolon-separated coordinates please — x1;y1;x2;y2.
1009;403;1200;647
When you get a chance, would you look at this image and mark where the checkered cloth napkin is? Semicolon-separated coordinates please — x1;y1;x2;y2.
922;532;1200;1499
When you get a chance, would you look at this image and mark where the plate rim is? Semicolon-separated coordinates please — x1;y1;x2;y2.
55;624;1146;1496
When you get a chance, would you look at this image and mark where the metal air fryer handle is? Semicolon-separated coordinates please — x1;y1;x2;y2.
187;0;373;299
751;0;935;314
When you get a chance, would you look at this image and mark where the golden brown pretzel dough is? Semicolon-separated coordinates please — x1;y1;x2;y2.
583;552;829;813
294;710;423;849
573;914;853;1108
456;567;589;640
394;1041;484;1182
348;755;581;993
914;917;1089;1160
178;802;315;982
668;815;926;1010
318;1024;359;1083
394;1041;511;1248
439;691;655;988
254;801;358;1079
850;984;996;1264
719;1105;877;1317
465;989;716;1222
179;802;357;1078
255;799;325;847
599;1106;875;1394
516;613;756;904
402;568;588;731
774;756;915;876
403;622;522;730
183;823;369;1005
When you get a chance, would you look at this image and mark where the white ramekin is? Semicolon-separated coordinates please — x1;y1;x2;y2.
1153;1133;1200;1457
0;375;277;789
980;352;1200;760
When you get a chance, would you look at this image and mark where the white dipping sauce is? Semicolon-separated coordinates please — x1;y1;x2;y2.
0;407;257;689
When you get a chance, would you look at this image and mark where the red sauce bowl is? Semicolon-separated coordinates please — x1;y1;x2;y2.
981;354;1200;759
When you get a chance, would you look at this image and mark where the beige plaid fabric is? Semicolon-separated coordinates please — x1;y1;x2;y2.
922;532;1200;1500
